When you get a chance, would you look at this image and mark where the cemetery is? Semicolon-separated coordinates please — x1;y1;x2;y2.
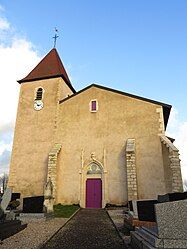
0;179;79;246
0;188;26;241
0;184;187;249
123;192;187;248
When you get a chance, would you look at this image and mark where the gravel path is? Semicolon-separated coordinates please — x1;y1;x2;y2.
41;209;126;249
0;218;68;249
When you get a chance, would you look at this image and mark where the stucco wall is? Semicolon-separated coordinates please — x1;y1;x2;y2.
55;86;167;205
8;77;73;197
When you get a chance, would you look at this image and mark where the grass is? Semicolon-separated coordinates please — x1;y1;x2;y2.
53;204;80;218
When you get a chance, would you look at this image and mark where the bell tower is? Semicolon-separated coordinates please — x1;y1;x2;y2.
8;48;75;197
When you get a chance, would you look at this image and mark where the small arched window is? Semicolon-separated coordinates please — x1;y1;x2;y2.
35;88;43;100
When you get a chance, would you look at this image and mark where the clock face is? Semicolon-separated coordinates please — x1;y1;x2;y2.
34;100;43;111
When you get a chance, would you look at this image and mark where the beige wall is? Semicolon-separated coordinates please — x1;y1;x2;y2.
55;86;167;206
9;82;171;205
8;77;73;197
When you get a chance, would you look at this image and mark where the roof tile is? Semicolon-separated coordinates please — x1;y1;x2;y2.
18;48;75;92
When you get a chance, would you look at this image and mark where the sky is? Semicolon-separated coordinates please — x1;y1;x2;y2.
0;1;187;185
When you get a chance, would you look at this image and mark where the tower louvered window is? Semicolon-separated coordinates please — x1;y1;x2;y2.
35;88;43;100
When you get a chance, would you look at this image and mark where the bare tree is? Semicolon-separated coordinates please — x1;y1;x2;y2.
0;173;9;193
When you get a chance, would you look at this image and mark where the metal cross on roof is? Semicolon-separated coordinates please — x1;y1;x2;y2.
53;28;59;48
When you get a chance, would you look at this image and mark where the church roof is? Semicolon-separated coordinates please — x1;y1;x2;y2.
59;84;171;128
18;48;76;93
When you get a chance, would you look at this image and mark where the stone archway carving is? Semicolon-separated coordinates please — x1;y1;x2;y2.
87;161;103;175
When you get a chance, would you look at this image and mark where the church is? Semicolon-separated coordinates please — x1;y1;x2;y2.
8;48;183;208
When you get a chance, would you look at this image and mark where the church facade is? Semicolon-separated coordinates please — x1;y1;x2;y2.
8;48;183;208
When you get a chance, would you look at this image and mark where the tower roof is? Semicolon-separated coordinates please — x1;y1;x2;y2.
18;48;76;93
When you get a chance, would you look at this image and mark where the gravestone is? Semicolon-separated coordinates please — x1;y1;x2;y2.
158;191;187;203
0;220;27;240
8;193;21;211
11;193;20;201
0;188;27;240
137;200;158;222
132;200;138;219
129;199;187;248
128;199;158;221
23;196;44;213
155;199;187;247
0;206;4;220
128;200;133;211
1;188;12;212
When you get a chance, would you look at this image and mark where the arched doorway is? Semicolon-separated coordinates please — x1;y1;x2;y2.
86;179;102;208
85;162;102;208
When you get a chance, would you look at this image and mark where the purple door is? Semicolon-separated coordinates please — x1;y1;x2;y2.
86;179;102;208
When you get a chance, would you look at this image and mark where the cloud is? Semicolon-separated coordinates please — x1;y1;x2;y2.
167;108;187;183
0;6;41;174
0;122;13;156
0;6;10;41
0;150;11;173
0;38;40;122
0;17;9;30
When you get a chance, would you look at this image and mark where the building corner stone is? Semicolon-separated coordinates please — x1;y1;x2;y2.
126;138;138;200
46;143;62;200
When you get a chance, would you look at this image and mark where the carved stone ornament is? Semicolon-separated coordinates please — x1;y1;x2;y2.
91;152;96;161
44;178;54;213
44;178;53;200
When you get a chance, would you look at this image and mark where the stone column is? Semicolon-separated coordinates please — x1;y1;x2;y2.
103;148;109;206
47;143;61;200
126;139;138;200
169;149;183;192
